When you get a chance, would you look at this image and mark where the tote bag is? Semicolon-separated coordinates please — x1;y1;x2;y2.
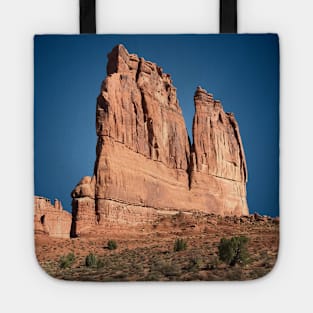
34;0;279;281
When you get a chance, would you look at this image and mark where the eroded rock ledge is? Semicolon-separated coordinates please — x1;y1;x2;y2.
71;45;249;237
34;196;71;238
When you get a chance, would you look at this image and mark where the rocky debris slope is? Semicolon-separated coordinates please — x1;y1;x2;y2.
34;196;71;238
71;45;248;236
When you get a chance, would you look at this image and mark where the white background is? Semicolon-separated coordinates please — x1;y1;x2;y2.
0;0;312;312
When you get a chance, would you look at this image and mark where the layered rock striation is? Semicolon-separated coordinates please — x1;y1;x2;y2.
71;45;248;236
34;196;71;238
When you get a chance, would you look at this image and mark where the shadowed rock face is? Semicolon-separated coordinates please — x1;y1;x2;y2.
71;45;248;236
34;196;71;238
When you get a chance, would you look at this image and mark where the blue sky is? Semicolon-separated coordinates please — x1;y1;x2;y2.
34;34;279;217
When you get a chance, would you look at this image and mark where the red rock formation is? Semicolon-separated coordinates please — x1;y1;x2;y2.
71;45;248;236
189;87;248;215
34;196;71;238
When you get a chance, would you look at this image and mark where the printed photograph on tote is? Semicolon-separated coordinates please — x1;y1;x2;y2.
34;35;279;281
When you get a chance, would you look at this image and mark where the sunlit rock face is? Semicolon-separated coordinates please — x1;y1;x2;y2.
34;196;71;238
71;45;248;236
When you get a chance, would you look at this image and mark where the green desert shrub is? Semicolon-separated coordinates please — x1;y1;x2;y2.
59;252;75;269
218;236;249;266
174;238;187;252
85;253;97;267
108;240;118;250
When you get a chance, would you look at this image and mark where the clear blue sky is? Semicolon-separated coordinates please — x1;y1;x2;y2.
34;34;279;217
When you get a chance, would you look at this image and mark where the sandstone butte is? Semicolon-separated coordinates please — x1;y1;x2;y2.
70;44;249;237
34;196;72;238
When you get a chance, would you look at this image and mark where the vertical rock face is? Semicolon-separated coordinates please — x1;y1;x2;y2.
190;87;248;215
34;196;71;238
192;87;247;181
71;45;248;236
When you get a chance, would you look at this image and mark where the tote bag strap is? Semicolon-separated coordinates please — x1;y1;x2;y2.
79;0;237;34
220;0;237;33
80;0;96;33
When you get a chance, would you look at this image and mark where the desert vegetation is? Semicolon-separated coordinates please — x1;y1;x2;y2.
59;253;75;269
107;240;117;250
36;212;279;281
174;238;187;252
85;253;97;267
218;236;250;266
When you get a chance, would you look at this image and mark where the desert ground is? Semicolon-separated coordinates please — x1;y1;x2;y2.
35;212;279;281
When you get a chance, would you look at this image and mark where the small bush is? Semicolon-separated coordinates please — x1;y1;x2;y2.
161;263;181;277
96;259;105;269
174;238;187;252
226;268;244;281
188;256;203;271
153;260;181;277
218;236;249;266
108;240;117;250
206;257;219;270
59;253;75;269
85;253;97;267
144;272;161;281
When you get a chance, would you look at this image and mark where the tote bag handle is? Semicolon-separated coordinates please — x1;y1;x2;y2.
80;0;237;34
